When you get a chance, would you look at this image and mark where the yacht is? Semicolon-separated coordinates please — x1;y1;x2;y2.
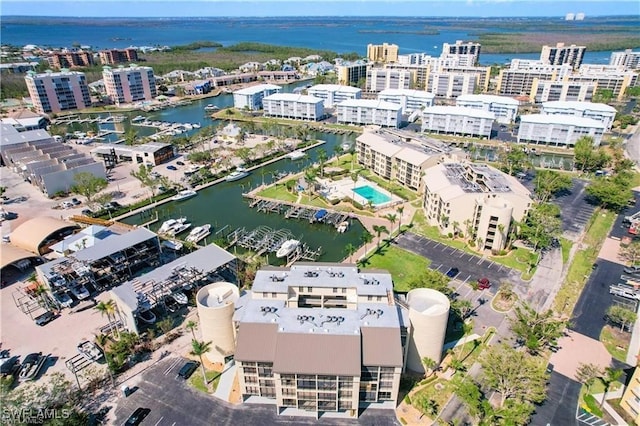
225;168;250;182
171;189;198;201
131;115;146;122
192;122;201;129
276;239;300;258
158;217;187;234
77;341;103;362
171;291;189;305
137;309;156;325
337;221;350;233
185;224;211;244
162;240;183;251
168;221;191;236
285;150;306;160
204;104;219;111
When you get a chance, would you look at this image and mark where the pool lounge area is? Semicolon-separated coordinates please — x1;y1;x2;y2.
318;176;402;210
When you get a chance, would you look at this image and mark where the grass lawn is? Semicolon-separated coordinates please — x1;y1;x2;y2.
189;368;221;394
256;185;298;202
600;325;630;362
554;209;616;317
363;244;430;292
559;237;573;265
358;170;420;202
488;248;538;279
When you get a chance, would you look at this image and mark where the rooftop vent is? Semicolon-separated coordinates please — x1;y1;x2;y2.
260;306;279;317
304;270;319;278
360;308;384;320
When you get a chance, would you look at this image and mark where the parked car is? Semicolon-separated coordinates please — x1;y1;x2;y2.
176;161;185;166
71;198;81;205
623;265;640;275
81;209;93;216
34;311;56;326
60;201;74;209
477;278;491;290
178;360;199;379
445;267;459;278
53;291;73;308
167;165;177;171
125;407;150;426
70;285;90;300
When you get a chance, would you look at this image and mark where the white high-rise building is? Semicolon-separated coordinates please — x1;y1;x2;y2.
377;89;435;114
102;64;157;105
233;84;282;110
421;106;495;138
306;84;361;107
25;70;92;114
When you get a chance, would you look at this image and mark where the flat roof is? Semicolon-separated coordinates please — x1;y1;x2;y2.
73;227;157;262
422;105;496;120
456;94;520;106
520;114;606;128
233;84;282;95
542;101;617;113
263;93;323;104
1;125;53;148
337;99;402;111
308;84;361;93
378;89;435;99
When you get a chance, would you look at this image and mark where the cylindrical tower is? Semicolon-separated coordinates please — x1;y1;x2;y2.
406;288;450;373
196;282;240;363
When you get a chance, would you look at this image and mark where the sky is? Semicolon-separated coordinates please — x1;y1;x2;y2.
1;0;639;18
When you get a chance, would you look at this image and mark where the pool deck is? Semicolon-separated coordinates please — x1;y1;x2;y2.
317;176;403;210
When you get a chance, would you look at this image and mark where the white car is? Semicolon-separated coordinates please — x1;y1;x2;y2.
70;285;90;300
60;201;74;209
53;291;73;308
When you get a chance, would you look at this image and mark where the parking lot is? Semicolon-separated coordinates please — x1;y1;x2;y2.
113;357;400;426
395;232;526;292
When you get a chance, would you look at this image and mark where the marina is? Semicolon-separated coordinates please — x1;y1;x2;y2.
246;195;352;228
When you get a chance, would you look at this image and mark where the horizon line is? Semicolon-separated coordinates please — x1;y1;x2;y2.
3;13;639;18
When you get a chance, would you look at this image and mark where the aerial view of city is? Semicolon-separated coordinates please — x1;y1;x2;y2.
1;0;640;424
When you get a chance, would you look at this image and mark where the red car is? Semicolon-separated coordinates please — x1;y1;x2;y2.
477;278;491;290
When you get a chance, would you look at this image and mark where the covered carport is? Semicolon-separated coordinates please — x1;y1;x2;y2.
10;216;79;255
0;244;42;285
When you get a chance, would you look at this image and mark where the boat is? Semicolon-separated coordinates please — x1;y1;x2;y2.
131;115;146;122
158;217;187;234
171;189;198;201
313;209;328;223
337;221;350;233
285;150;306;160
186;224;211;244
204;104;219;111
137;309;156;325
168;222;191;236
171;291;189;305
276;239;300;258
18;352;48;381
77;341;103;362
162;240;183;251
192;122;201;129
225;169;250;182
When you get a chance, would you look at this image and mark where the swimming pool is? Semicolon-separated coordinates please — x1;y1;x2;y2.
352;185;392;206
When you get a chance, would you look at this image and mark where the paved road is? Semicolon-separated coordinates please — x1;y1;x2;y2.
624;123;640;167
113;357;400;426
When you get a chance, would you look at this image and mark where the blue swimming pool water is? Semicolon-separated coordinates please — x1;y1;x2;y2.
352;185;392;205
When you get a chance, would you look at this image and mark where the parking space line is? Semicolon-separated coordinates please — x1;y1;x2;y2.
164;359;181;376
434;264;443;271
154;417;164;426
488;261;495;269
433;242;440;249
463;275;471;284
477;258;484;265
458;251;465;257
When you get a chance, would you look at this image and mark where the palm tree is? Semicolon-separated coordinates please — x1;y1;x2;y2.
344;243;357;263
95;300;119;339
497;223;505;250
599;367;623;408
94;333;115;386
185;320;198;340
190;339;213;388
360;232;373;258
452;221;460;238
317;149;328;178
396;205;405;231
456;321;474;361
384;213;398;235
421;357;437;377
372;225;389;249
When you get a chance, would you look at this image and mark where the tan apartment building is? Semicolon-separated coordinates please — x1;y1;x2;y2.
367;43;399;63
25;70;92;114
530;79;596;103
366;68;413;92
336;62;369;86
102;64;157;105
422;162;532;252
99;48;139;65
46;50;94;69
620;367;640;423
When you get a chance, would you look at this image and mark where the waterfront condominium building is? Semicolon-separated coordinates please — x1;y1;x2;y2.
102;64;157;105
233;262;449;419
335;61;369;86
99;48;139;65
336;99;402;128
422;162;532;252
366;68;413;92
377;89;435;114
306;84;362;108
566;66;639;101
541;101;617;130
620;367;640;424
496;60;572;96
355;128;458;190
517;114;605;147
25;70;92;114
367;43;399;63
421;106;495;138
609;49;640;70
426;72;477;99
46;50;94;69
262;93;325;121
441;40;481;65
540;43;586;70
455;94;519;124
232;84;282;111
530;79;596;103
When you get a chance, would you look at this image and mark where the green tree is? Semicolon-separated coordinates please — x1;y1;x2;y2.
575;362;604;392
452;298;474;321
317;149;328;178
130;163;160;200
593;88;614;103
509;303;566;354
479;344;547;409
453;377;492;422
344;243;357;263
498;145;528;176
124;127;138;146
190;339;213;388
70;172;108;203
599;367;623;408
384;213;398;234
620;240;640;265
533;170;573;203
406;269;451;295
519;203;562;252
372;224;389;249
421;357;437;377
396;205;405;231
95;299;119;339
185;320;198;340
586;174;633;211
606;305;637;332
235;147;253;165
94;333;115;386
573;136;610;173
360;231;373;259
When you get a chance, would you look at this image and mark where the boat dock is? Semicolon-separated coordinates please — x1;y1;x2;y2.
245;195;351;228
52;115;126;125
223;225;321;263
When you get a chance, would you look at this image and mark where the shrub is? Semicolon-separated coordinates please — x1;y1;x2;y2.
583;394;604;417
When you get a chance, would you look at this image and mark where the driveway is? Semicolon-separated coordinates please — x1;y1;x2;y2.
113;357;400;426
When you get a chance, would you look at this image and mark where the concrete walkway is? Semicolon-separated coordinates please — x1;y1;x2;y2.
592;388;627;426
213;359;237;402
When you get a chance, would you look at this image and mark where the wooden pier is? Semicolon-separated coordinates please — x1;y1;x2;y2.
244;194;351;228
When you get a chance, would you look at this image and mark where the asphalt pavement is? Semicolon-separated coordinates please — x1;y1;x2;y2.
113;357;400;426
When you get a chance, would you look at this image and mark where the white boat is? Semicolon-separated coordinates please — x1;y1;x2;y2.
276;239;300;258
158;217;187;234
186;224;211;244
18;352;47;382
171;291;189;305
162;240;183;251
131;115;146;122
77;341;103;362
337;221;350;233
285;150;306;160
204;104;219;111
225;169;250;182
168;222;191;236
137;309;156;324
192;122;201;129
171;189;197;201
